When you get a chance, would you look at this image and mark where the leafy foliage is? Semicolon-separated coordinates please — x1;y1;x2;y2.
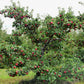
0;1;84;84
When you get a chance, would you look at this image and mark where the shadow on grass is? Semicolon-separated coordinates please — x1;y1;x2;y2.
19;80;48;84
19;75;48;84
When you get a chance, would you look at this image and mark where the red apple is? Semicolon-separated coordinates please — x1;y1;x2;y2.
26;72;28;75
78;67;80;70
64;71;66;74
54;72;56;75
67;23;70;26
21;50;23;52
16;71;18;74
57;22;60;24
41;61;43;64
79;24;82;27
37;66;40;68
71;21;73;23
61;19;63;21
46;69;49;72
50;22;53;24
65;77;67;79
32;52;34;54
15;63;18;66
11;47;13;49
13;66;16;69
59;15;62;17
25;24;27;27
35;48;37;50
54;33;56;35
58;75;61;77
59;33;61;35
22;53;25;56
34;65;37;68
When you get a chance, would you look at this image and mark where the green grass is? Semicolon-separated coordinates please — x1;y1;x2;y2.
75;81;84;84
0;69;35;84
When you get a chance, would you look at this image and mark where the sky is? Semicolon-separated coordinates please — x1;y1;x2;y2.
0;0;84;34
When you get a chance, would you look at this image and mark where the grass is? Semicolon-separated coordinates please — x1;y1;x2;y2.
75;82;84;84
0;69;35;84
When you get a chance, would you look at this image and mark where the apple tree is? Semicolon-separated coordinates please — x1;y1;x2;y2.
0;1;84;84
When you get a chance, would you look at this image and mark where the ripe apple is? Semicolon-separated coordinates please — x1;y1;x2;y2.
35;48;37;50
54;72;56;75
78;67;80;70
25;24;27;27
37;66;40;68
26;72;28;74
61;19;63;21
32;52;34;54
21;50;23;52
67;23;70;26
16;71;18;74
22;53;25;56
58;75;61;77
20;61;23;64
59;33;61;35
34;65;37;68
71;21;73;23
79;24;82;27
57;22;60;24
54;33;56;35
46;69;49;72
64;71;66;74
13;66;16;69
41;61;43;64
59;15;62;17
15;63;18;66
65;77;67;79
50;22;53;24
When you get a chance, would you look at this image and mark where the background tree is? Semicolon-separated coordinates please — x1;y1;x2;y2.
0;18;3;30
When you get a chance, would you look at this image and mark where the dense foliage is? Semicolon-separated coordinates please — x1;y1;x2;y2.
0;1;84;84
